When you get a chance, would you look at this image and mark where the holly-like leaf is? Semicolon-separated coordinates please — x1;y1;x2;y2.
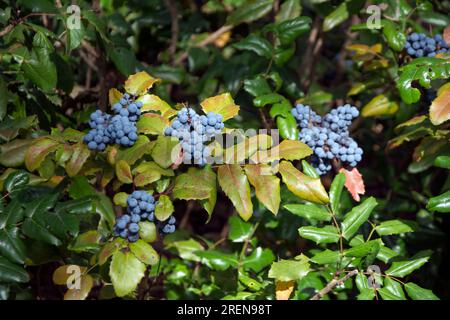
329;172;345;215
234;34;273;59
124;71;160;96
154;195;174;221
268;255;310;282
341;197;377;240
109;250;146;297
139;94;177;120
65;143;90;177
150;136;181;169
52;265;87;285
273;16;311;46
427;190;450;213
404;282;439;300
64;274;94;300
361;94;399;117
129;240;159;265
244;164;280;215
137;113;168;135
0;256;29;283
217;164;253;221
0;228;27;264
116;135;154;166
375;220;415;236
227;0;274;25
378;278;406;300
109;88;122;107
0;139;33;167
242;247;275;272
323;2;348;32
25;138;59;172
385;252;430;277
298;226;340;244
278;161;329;204
250;139;312;164
115;160;133;184
339;168;365;202
228;215;252;243
284;203;331;221
200;93;239;121
396;58;450;104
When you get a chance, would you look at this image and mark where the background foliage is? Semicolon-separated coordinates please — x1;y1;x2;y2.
0;0;449;300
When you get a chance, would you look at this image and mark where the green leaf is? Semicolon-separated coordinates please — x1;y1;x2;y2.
0;256;29;283
361;94;399;117
434;156;450;169
276;0;301;22
234;34;273;59
299;226;340;244
381;20;406;52
68;230;101;252
323;2;348;32
154;195;174;222
277;114;299;140
310;249;341;265
0;200;24;229
385;252;430;277
357;288;375;300
228;215;253;242
404;282;439;300
109;250;146;297
301;160;320;178
0;76;7;121
22;217;62;246
0;228;27;264
138;222;157;243
243;76;272;97
194;250;238;271
137;114;167;135
65;143;90;177
129;240;159;266
341;197;377;240
21;32;57;93
113;192;128;207
284;203;330;221
344;241;380;258
273;44;295;66
116;160;133;184
218;164;253;221
227;0;274;25
0;139;33;168
67;22;84;51
427;190;450;213
274;16;311;46
116;135;154;165
173;166;217;218
4;170;29;193
379;278;406;300
150;136;180;169
171;239;204;262
268;255;310;281
279;161;330;204
329;172;345;215
396;58;450;104
375;219;415;236
242;247;275;272
244;164;280;215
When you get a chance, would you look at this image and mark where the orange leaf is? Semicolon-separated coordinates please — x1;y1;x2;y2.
429;88;450;125
275;280;295;300
339;168;365;202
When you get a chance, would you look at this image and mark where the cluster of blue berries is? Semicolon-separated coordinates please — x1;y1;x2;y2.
291;104;363;175
164;108;224;165
83;93;142;150
113;191;177;242
404;33;448;58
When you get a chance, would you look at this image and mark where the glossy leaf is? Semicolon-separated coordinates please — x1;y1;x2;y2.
268;255;310;281
109;250;146;297
404;282;439;300
154;195;174;221
375;220;415;236
129;240;159;265
200;93;240;121
244;164;280;215
341;197;377;240
298;226;340;244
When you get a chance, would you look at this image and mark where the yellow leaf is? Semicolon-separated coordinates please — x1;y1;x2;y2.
138;94;177;120
214;31;232;48
361;94;399;117
250;140;312;164
64;274;94;300
244;164;280;215
430;84;450;125
200;93;240;121
276;280;295;300
278;161;329;204
137;113;169;135
52;265;87;285
223;134;272;164
124;71;160;96
116;160;133;184
109;88;123;107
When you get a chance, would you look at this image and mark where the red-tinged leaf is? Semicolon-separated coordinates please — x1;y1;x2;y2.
116;160;133;184
171;148;184;170
444;25;450;45
339;167;365;202
429;87;450;125
25;138;59;171
64;274;94;300
66;143;91;177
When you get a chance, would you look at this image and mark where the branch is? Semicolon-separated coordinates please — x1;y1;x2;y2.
175;25;233;65
164;0;179;64
310;269;359;300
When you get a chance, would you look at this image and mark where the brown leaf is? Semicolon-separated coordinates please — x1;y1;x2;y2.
339;167;365;202
275;280;295;300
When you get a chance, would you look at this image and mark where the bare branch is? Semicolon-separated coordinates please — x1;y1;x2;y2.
310;269;359;300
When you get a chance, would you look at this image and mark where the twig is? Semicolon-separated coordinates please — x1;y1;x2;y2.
164;0;179;64
175;25;233;65
310;269;359;300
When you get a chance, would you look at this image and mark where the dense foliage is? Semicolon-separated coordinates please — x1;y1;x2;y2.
0;0;449;301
